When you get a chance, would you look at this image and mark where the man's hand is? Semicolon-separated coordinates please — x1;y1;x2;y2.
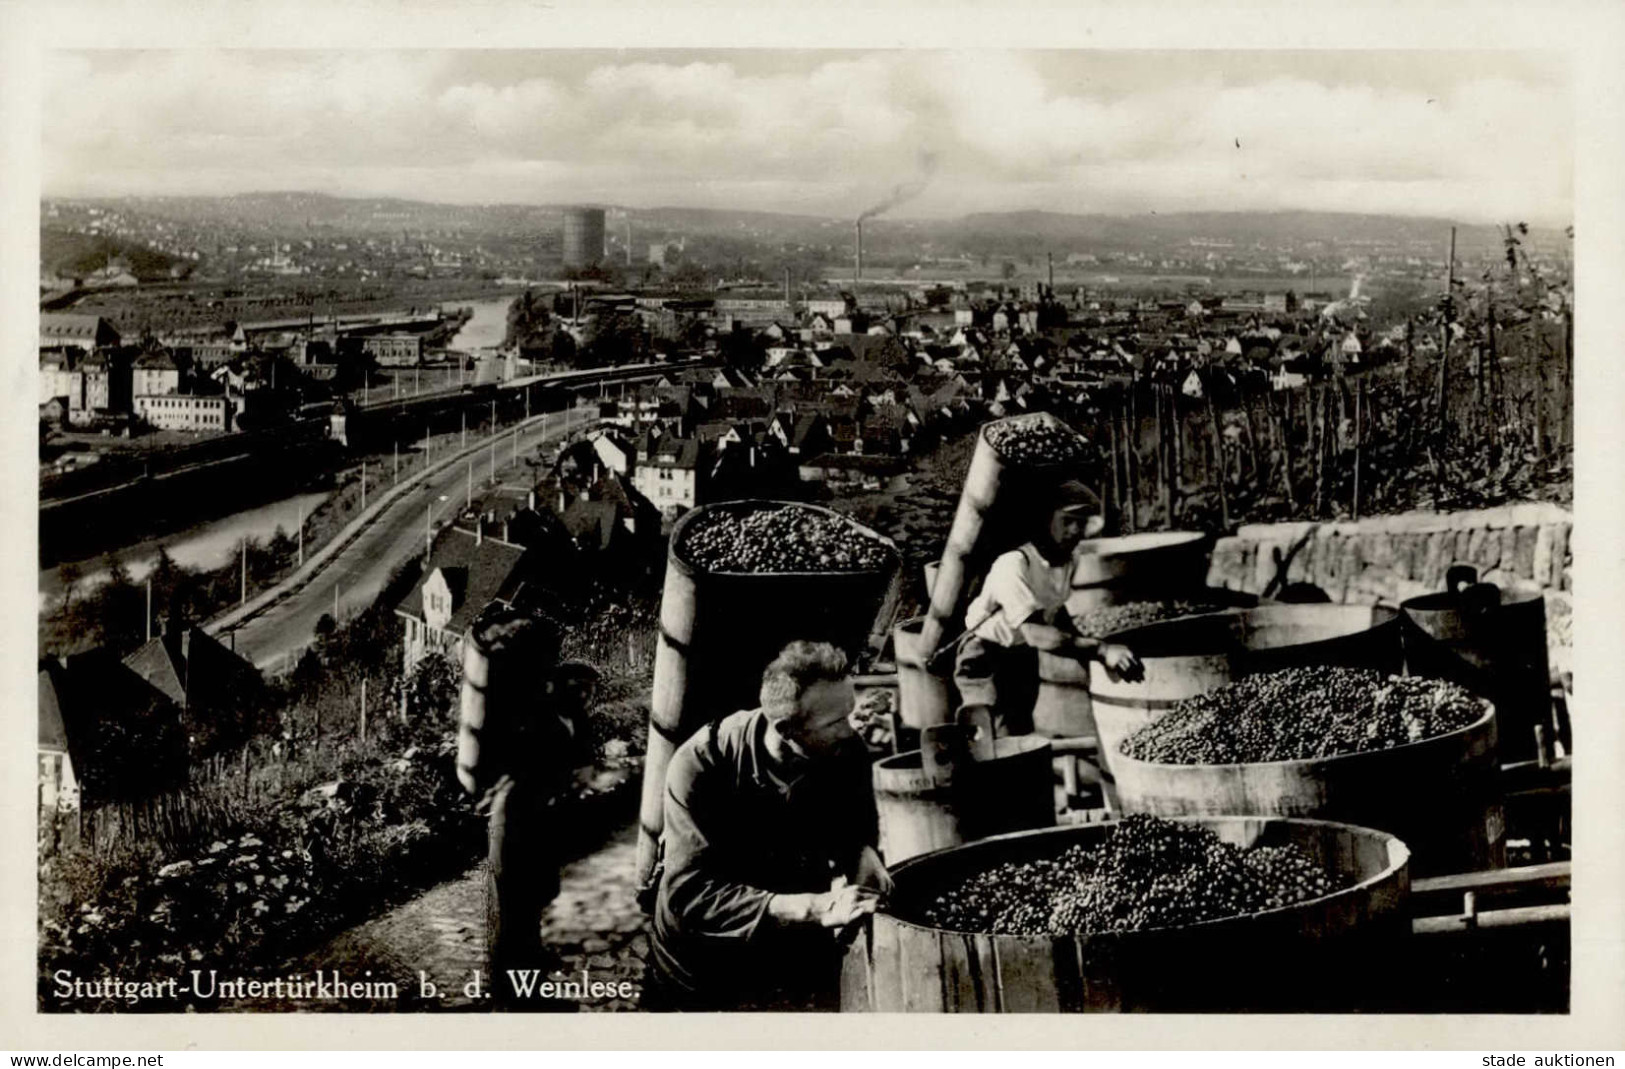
854;845;894;897
767;883;879;929
1097;643;1145;682
815;882;880;928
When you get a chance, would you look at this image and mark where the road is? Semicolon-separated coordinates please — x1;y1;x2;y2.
227;405;596;670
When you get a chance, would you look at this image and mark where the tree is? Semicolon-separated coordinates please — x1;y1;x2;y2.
583;311;646;368
56;562;82;620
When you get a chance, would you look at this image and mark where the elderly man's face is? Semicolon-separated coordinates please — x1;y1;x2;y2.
787;678;857;757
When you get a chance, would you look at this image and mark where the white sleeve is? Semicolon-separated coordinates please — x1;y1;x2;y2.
981;550;1043;629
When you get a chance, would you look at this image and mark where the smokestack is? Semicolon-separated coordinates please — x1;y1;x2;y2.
854;221;863;283
1047;252;1054;293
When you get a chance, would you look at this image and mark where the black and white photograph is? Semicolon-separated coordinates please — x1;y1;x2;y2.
7;7;1624;1049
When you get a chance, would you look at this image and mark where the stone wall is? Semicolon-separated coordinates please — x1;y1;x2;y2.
1206;503;1573;680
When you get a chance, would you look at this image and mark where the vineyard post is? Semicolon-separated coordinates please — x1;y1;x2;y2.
1108;401;1123;532
1204;373;1229;530
1126;380;1140;533
1353;376;1363;522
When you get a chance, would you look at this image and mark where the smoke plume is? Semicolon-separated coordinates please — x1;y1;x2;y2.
857;151;938;223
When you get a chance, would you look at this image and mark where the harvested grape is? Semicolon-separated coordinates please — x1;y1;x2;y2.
983;413;1091;466
677;503;894;574
1119;667;1485;765
917;815;1348;936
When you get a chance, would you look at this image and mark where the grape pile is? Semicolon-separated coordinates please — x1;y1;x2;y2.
918;815;1347;935
1119;667;1485;765
983;414;1092;466
677;503;894;573
1073;599;1231;638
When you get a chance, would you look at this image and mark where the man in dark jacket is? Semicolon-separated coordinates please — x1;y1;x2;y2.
647;640;890;1011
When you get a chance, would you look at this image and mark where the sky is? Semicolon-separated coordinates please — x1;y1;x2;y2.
41;50;1573;224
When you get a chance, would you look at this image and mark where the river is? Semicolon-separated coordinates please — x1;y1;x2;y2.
446;295;518;351
39;490;332;614
39;294;522;614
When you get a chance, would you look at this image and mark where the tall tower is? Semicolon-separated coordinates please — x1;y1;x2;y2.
562;207;607;269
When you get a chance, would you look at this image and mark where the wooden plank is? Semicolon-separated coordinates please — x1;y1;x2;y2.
1410;862;1570;918
937;931;985;1013
899;924;947;1013
1412;903;1569;936
991;936;1062;1013
868;916;905;1012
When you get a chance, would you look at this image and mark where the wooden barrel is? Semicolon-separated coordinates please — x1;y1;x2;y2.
636;501;901;889
918;413;1088;658
1088;604;1402;778
874;736;1055;864
1111;699;1503;877
1401;566;1553;764
842;816;1411;1012
893;616;953;729
1066;530;1212;615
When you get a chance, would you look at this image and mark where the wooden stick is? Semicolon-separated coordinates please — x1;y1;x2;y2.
1108;399;1123;531
1353;376;1363;521
1204;373;1230;529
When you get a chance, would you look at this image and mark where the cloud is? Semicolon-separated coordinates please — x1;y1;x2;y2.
42;50;1572;222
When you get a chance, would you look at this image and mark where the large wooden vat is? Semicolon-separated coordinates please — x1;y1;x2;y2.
1089;604;1403;778
1066;530;1212;615
874;736;1055;864
1401;567;1553;764
636;501;900;888
842;816;1411;1012
1110;699;1504;877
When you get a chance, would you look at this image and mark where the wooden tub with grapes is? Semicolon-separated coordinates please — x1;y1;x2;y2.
841;814;1411;1013
1108;668;1504;878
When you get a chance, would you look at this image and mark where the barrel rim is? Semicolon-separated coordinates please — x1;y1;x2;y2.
667;498;900;578
1399;587;1547;614
877;814;1411;938
1100;601;1401;651
874;734;1054;773
1111;696;1496;772
1075;529;1210;558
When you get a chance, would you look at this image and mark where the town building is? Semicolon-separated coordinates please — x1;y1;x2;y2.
360;333;425;366
135;392;234;433
132;350;183;397
40;313;121;353
631;436;705;517
394;526;532;675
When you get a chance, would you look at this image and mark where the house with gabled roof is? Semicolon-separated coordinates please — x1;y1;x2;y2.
122;621;268;756
394;527;533;675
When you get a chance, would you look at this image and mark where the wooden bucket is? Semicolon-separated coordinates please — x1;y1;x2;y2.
874;736;1055;865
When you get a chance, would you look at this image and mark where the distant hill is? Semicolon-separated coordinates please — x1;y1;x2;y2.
43;192;1569;260
947;210;1508;253
39;227;187;281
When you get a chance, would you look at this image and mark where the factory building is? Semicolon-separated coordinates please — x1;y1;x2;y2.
562;207;607;269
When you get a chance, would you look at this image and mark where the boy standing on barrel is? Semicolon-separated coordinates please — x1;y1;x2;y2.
456;603;595;1010
953;479;1145;737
